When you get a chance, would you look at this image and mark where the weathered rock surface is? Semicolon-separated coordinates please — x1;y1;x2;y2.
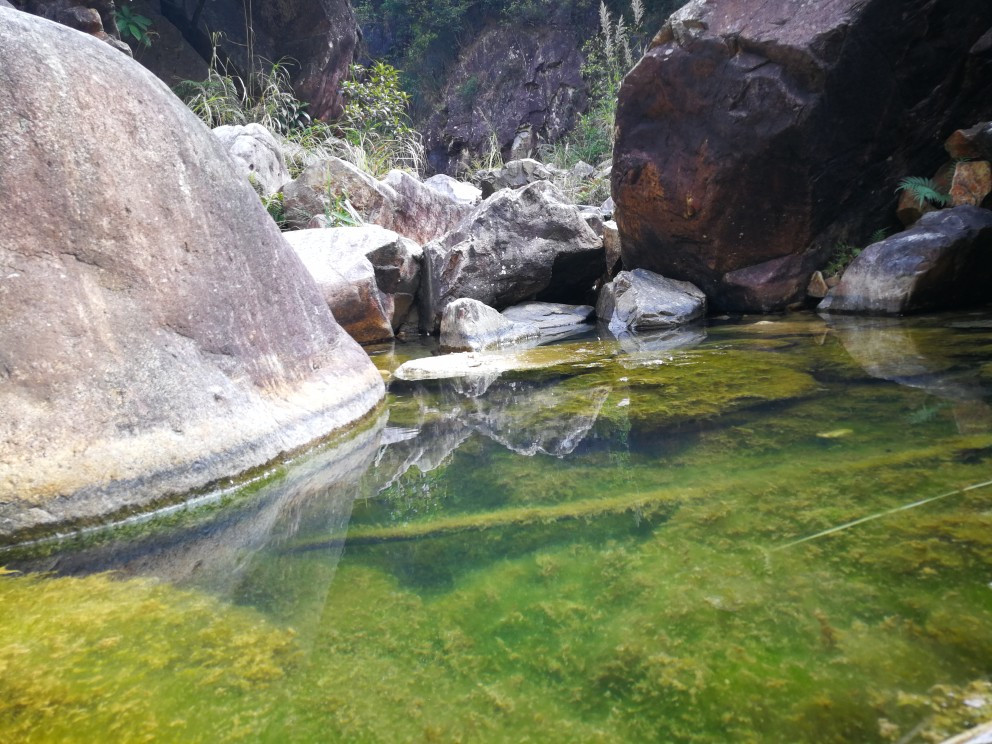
613;0;992;312
423;174;482;205
440;298;540;352
0;9;383;541
380;169;475;245
212;123;291;196
157;0;359;120
10;0;130;52
421;181;605;331
597;269;706;333
946;122;992;161
282;158;470;244
950;161;992;207
501;302;594;334
818;207;992;315
284;228;402;344
474;158;558;199
425;24;587;175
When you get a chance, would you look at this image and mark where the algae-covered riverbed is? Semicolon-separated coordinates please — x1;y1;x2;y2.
3;312;992;743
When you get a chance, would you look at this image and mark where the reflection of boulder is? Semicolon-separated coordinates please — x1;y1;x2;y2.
7;412;388;600
465;380;611;457
828;317;987;401
606;324;707;356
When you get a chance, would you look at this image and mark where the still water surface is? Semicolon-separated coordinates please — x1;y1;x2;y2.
2;312;992;743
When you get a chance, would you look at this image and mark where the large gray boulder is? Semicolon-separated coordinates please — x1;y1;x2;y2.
380;169;474;245
597;269;707;333
818;207;992;315
212;123;291;196
423;174;482;205
0;9;383;541
421;180;605;332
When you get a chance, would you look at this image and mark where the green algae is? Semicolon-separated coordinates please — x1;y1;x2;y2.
5;313;992;743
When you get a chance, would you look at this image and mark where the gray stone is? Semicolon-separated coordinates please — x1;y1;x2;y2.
380;169;473;245
569;160;595;181
597;269;707;333
282;158;470;244
818;207;992;315
807;271;829;299
421;180;605;332
474;158;556;198
423;173;482;205
284;229;396;344
440;298;540;352
0;8;383;541
579;206;605;236
501;301;594;334
212;123;291;196
601;196;615;220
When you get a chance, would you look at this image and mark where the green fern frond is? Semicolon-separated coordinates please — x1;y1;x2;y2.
868;228;890;244
896;176;952;209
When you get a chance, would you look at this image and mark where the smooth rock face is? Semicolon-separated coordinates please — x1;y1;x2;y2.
423;174;482;205
501;302;594;334
613;0;992;312
212;124;291;196
0;9;383;540
425;24;587;174
818;207;992;315
282;159;471;244
596;269;706;333
421;180;605;332
284;229;396;344
440;298;539;352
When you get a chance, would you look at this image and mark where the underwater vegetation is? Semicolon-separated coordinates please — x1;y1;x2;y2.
3;313;992;742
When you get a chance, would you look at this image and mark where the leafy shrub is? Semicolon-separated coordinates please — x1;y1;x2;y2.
337;62;425;176
115;1;155;47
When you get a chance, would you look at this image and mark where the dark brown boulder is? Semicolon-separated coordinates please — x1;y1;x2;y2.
0;9;383;541
613;0;992;312
156;0;359;120
424;24;587;175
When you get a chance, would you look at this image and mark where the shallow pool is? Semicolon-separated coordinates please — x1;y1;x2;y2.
3;312;992;743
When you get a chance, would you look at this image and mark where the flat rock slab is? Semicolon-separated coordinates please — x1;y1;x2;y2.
501;301;594;333
597;269;706;333
818;206;992;315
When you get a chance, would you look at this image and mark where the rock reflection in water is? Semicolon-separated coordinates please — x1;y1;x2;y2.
4;411;388;603
827;316;992;433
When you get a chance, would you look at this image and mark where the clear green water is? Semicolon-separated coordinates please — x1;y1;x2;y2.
3;313;992;743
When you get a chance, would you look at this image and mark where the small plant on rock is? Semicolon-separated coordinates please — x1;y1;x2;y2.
115;1;155;48
896;176;952;209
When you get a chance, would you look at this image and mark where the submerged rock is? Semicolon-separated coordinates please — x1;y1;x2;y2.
501;302;594;334
421;180;604;331
0;9;383;540
597;269;706;333
818;207;992;315
613;0;992;312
